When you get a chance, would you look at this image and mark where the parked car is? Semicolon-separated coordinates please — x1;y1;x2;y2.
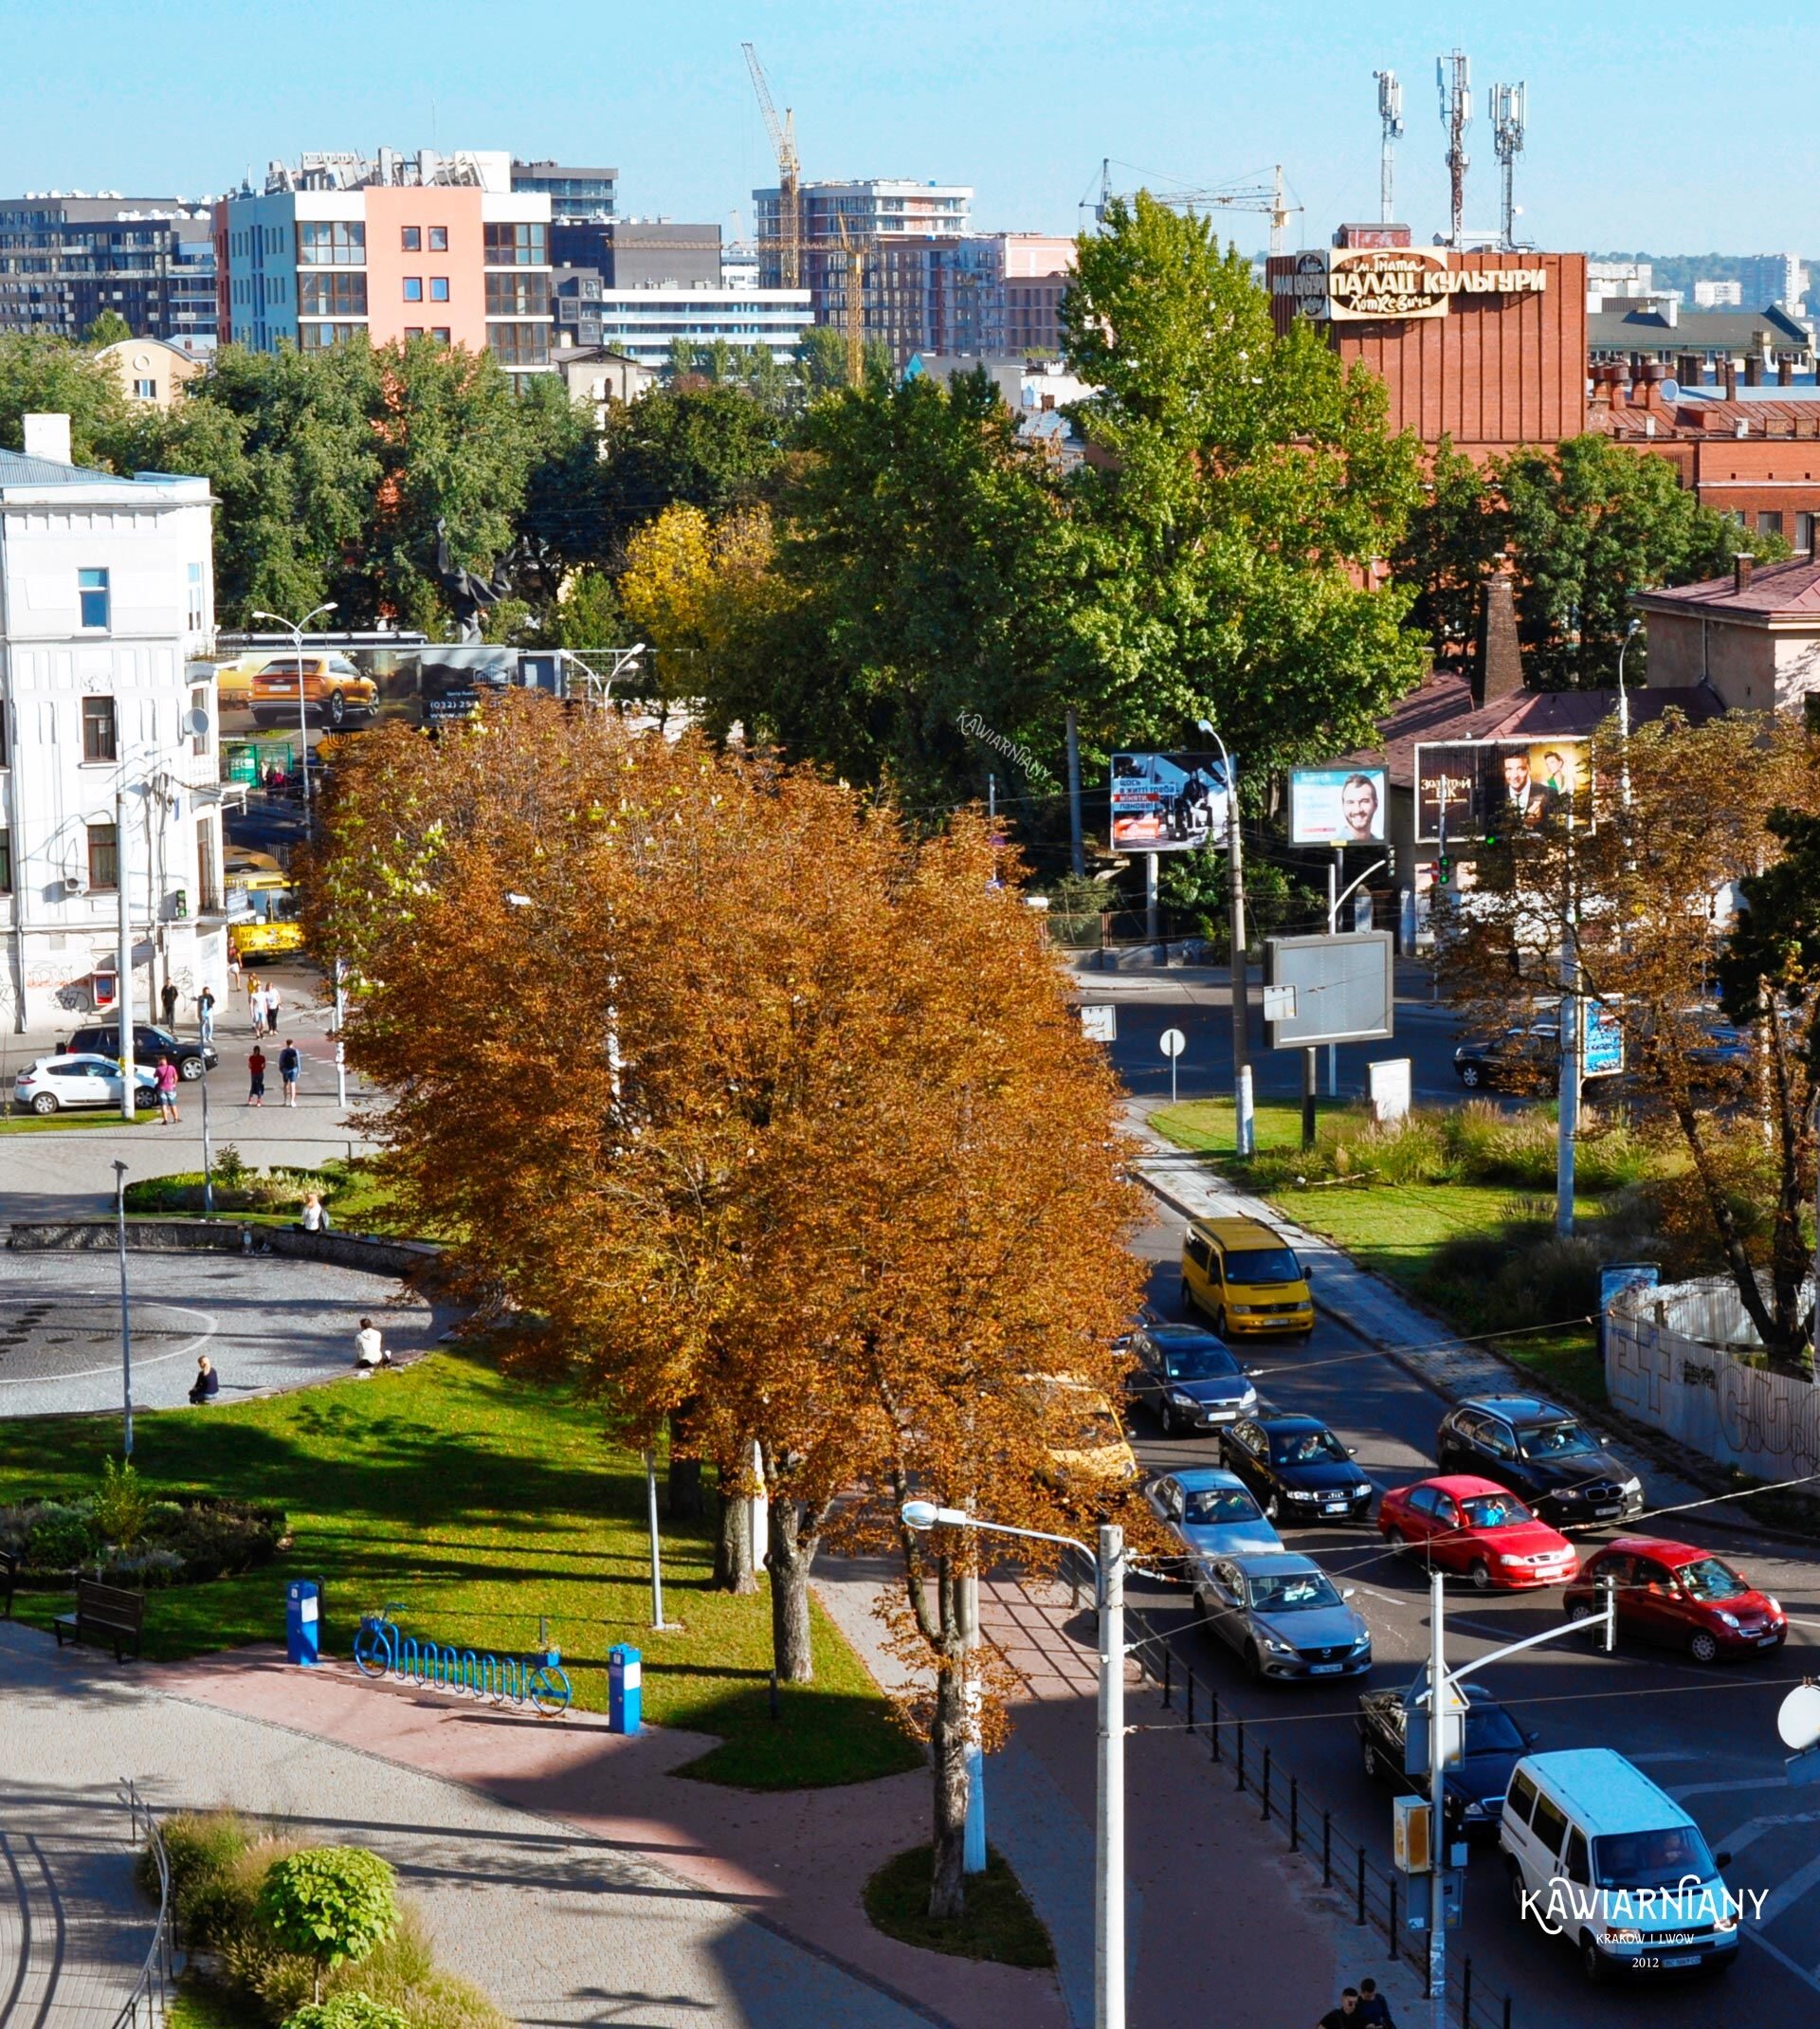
1123;1322;1260;1435
1143;1468;1283;1573
1181;1214;1316;1338
1434;1397;1644;1528
249;652;379;730
12;1054;158;1115
1220;1413;1374;1526
1452;1019;1624;1093
1376;1474;1579;1591
1564;1538;1787;1663
1192;1550;1373;1683
65;1023;218;1081
1357;1678;1537;1837
1028;1376;1139;1490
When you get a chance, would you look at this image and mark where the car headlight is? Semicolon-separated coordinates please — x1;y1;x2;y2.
1499;1554;1526;1566
1462;1798;1487;1818
1263;1635;1296;1654
1286;1490;1318;1503
1228;1304;1255;1316
1767;1597;1783;1615
1606;1927;1644;1945
1240;1388;1259;1409
1350;1632;1372;1651
1353;1483;1372;1500
1621;1477;1642;1495
1554;1487;1584;1501
1716;1909;1738;1933
1716;1611;1740;1630
1168;1390;1198;1408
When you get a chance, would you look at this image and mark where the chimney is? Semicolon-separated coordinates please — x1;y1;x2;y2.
21;412;72;465
1473;559;1524;707
1724;360;1738;400
1734;555;1756;596
1744;352;1763;387
1780;357;1795;386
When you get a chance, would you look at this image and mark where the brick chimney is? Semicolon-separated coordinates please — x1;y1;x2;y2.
1734;554;1756;596
1724;360;1738;400
1473;559;1524;706
1745;352;1763;387
1779;357;1795;386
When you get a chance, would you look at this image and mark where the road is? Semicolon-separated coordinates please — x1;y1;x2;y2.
1128;1211;1820;2027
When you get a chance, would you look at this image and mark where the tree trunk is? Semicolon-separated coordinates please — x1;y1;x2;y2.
715;1479;758;1594
765;1500;819;1684
927;1571;971;1921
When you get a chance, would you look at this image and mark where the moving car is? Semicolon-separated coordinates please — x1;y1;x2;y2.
1376;1474;1578;1591
1565;1538;1786;1663
1192;1550;1373;1683
1123;1322;1260;1435
1452;1019;1624;1093
1219;1413;1374;1526
249;652;379;730
1357;1678;1537;1837
1181;1215;1316;1338
1434;1397;1643;1528
1030;1376;1139;1489
12;1054;158;1115
65;1023;218;1080
1143;1468;1283;1572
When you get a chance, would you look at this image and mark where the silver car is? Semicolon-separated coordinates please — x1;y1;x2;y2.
11;1053;158;1115
1194;1550;1374;1683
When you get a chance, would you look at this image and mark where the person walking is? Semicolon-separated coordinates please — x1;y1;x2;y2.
299;1190;332;1234
246;973;262;1034
197;986;216;1048
246;1043;267;1106
160;978;178;1029
278;1037;300;1107
1354;1979;1396;2027
154;1053;181;1125
264;981;282;1033
187;1356;219;1404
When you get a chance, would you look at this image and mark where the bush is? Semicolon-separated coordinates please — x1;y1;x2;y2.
155;1810;257;1945
258;1849;399;2000
26;1504;96;1570
160;1498;286;1581
285;1998;410;2029
100;1546;187;1588
95;1457;155;1547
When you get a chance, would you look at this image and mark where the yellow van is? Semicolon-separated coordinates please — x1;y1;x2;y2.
1181;1216;1316;1340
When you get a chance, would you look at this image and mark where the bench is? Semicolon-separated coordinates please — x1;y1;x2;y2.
0;1548;14;1618
53;1579;145;1662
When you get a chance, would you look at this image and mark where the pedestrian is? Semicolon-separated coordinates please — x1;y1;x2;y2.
1355;1979;1395;2028
246;1044;266;1106
354;1315;393;1375
160;978;178;1028
299;1190;332;1234
246;973;262;1033
264;981;282;1032
1317;1990;1360;2029
228;945;242;991
187;1356;219;1405
278;1037;300;1107
198;986;216;1047
155;1052;181;1124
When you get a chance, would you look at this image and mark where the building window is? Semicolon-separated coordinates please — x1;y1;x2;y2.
401;226;421;252
133;376;156;398
189;682;210;759
430;327;450;344
298;321;366;350
488;321;550;366
78;567;110;630
82;694;118;762
1799;512;1815;555
1758;510;1785;538
298;220;365;266
0;828;9;893
299;271;367;316
429;276;449;302
485;271;550;318
483;221;547;266
404;326;424;339
403;277;424;302
87;821;118;891
428;226;448;251
187;559;205;630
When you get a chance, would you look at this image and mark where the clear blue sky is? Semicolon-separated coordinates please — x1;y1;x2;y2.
10;0;1820;253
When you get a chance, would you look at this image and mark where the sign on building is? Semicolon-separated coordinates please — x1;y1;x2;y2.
1109;752;1230;852
1288;765;1388;846
1274;248;1553;325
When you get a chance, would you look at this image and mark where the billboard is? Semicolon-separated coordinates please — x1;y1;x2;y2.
1289;765;1388;846
205;642;575;734
1109;752;1230;852
1412;739;1587;843
1263;932;1395;1049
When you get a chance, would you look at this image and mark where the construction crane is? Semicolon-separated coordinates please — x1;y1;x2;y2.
742;42;800;289
1436;49;1471;248
832;216;866;388
1092;160;1301;254
1373;70;1405;225
1489;82;1527;250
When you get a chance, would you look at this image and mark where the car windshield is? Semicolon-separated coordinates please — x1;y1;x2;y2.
1465;1707;1526;1754
1226;1247;1301;1285
1271;1429;1347;1466
1182;1488;1260;1526
1161;1343;1240;1381
1676;1556;1750;1602
1519;1421;1598;1459
1065;1408;1122;1449
1592;1826;1717;1892
1460;1494;1533;1530
1247;1570;1340;1613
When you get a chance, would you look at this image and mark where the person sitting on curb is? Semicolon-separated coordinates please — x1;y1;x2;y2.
354;1316;394;1376
188;1356;219;1405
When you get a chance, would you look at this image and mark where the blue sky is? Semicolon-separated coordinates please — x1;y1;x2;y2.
9;1;1820;253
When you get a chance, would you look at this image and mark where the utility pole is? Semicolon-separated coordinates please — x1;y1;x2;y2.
1096;1523;1125;2029
1374;69;1405;225
113;1159;134;1459
1066;706;1085;879
116;783;136;1124
1489;82;1527;251
1198;722;1250;1153
1436;50;1471;248
1427;1570;1456;2029
1557;832;1581;1236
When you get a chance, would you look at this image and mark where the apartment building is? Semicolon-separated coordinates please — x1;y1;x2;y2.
0;193;217;343
510;160;617;221
552;270;811;371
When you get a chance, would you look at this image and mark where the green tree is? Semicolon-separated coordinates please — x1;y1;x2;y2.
593;383;784;564
1393;434;1503;658
83;309;134;347
257;1849;398;2005
797;326;848;401
0;333;128;464
543;564;621;649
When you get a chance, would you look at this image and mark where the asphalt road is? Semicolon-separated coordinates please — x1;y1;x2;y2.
1129;1213;1820;2027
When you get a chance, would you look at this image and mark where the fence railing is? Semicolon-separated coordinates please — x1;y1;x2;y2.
113;1779;174;2029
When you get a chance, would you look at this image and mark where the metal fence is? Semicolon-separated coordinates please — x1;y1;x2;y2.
113;1780;173;2029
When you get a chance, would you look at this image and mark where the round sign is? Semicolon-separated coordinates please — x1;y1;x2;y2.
1777;1683;1820;1752
1159;1027;1187;1059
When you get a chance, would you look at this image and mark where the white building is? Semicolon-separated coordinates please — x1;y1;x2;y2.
1693;279;1743;309
556;282;812;373
0;414;226;1031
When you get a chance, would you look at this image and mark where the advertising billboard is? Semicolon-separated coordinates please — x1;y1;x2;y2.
1289;765;1388;846
1412;739;1588;843
1263;932;1395;1049
1109;753;1231;852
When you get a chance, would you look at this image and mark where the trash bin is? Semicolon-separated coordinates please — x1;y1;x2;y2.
286;1579;321;1667
608;1643;642;1734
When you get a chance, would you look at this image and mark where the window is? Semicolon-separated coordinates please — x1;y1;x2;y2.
1507;1769;1539;1827
1531;1794;1571;1858
78;567;110;630
298;271;367;316
429;276;448;302
401;226;421;251
483;221;547;266
488;321;549;366
196;815;219;914
82;695;118;763
0;829;9;891
404;326;424;339
133;377;156;398
87;821;118;890
187;559;205;631
403;277;423;302
1758;510;1784;537
189;682;210;758
485;270;549;318
298;220;365;265
429;327;450;344
1563;1828;1592;1885
428;226;447;251
1798;512;1815;554
298;322;366;350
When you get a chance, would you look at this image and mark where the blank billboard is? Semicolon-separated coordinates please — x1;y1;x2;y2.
1263;932;1395;1049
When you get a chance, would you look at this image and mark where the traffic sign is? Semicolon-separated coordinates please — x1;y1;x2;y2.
1778;1683;1820;1752
1158;1028;1186;1058
1080;1005;1117;1043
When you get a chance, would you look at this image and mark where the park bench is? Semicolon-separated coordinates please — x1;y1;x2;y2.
53;1578;144;1662
0;1548;14;1618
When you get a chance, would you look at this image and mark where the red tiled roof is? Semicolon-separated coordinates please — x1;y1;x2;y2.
1634;553;1820;616
1595;396;1820;441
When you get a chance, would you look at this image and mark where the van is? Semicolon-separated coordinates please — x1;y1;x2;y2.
1500;1747;1741;1983
1181;1216;1315;1339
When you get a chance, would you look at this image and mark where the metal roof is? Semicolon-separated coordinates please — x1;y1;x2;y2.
1519;1749;1692;1836
0;447;121;486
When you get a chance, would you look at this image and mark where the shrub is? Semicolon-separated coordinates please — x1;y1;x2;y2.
320;1910;510;2029
100;1546;187;1588
285;1997;410;2029
258;1849;399;2003
160;1499;285;1580
154;1810;255;1944
95;1457;155;1548
27;1503;96;1570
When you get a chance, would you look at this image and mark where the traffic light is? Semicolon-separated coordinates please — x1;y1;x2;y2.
1436;855;1452;887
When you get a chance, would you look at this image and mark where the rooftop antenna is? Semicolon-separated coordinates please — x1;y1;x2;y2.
1374;70;1405;225
1490;81;1527;250
1436;49;1471;248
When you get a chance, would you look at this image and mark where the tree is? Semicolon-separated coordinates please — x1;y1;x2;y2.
257;1849;398;2004
1393;435;1502;659
83;309;134;347
542;565;621;650
797;326;850;401
0;333;129;464
593;384;785;567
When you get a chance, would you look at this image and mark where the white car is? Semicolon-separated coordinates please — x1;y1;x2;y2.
12;1054;159;1115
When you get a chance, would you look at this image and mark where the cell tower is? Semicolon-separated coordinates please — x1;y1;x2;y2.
1436;49;1471;247
1490;82;1527;250
1374;70;1405;225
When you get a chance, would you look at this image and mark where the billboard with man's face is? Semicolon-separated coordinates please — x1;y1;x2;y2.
1412;739;1588;843
1289;765;1388;846
1109;753;1232;851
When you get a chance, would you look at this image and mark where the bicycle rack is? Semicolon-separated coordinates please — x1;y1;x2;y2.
355;1612;571;1715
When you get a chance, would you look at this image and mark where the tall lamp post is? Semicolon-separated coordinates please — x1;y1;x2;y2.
250;603;337;804
1614;614;1642;813
903;1501;1126;2029
112;1159;134;1458
1196;719;1251;1155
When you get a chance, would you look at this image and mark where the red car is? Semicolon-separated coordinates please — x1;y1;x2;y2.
1377;1474;1579;1591
1564;1537;1787;1663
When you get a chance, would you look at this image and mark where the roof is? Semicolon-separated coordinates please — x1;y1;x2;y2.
1191;1214;1285;1242
1634;551;1820;619
1254;1412;1328;1431
1161;1466;1248;1490
0;446;119;486
1596;1536;1707;1564
1596;393;1820;441
1520;1749;1688;1834
1586;303;1811;351
1146;1323;1228;1343
1226;1550;1321;1575
1461;1395;1569;1421
1402;1474;1508;1498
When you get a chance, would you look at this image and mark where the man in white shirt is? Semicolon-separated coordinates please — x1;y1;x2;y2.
354;1317;393;1375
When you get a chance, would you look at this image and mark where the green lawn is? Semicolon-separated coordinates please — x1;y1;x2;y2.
864;1846;1055;1968
0;1349;918;1791
0;1108;161;1134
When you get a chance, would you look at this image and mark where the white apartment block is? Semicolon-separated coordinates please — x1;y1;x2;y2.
0;414;226;1030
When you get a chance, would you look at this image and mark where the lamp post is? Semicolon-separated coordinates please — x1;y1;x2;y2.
250;603;337;805
112;1159;134;1458
1614;615;1641;813
903;1501;1125;2029
1196;719;1251;1155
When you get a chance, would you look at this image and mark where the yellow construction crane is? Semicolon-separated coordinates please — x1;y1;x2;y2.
833;216;865;387
742;43;800;290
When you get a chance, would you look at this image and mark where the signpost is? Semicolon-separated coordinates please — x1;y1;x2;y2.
1080;1005;1117;1044
1779;1683;1820;1785
1159;1026;1186;1106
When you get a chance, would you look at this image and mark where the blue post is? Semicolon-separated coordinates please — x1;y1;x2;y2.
963;1742;987;1874
609;1644;642;1734
285;1580;320;1667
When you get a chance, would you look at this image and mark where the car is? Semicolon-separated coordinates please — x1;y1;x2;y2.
11;1053;158;1115
1219;1413;1374;1526
1181;1215;1316;1338
1564;1538;1787;1663
1143;1468;1283;1573
1192;1550;1373;1682
249;652;379;730
1434;1397;1644;1528
209;654;262;708
1453;1019;1625;1093
1029;1375;1139;1489
1357;1678;1538;1837
1123;1322;1261;1435
1377;1474;1579;1591
65;1023;219;1081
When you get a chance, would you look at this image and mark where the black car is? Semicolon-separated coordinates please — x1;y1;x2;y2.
1452;1019;1623;1093
1356;1679;1537;1838
1434;1396;1644;1528
66;1023;218;1081
1124;1324;1261;1436
1218;1413;1374;1525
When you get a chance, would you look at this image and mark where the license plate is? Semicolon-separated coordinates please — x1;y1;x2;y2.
1322;1503;1346;1514
1759;1632;1781;1645
1309;1662;1343;1674
1592;1505;1621;1518
1660;1954;1699;1968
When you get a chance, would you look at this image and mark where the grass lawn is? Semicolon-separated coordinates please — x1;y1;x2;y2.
0;1348;919;1792
0;1108;161;1134
864;1846;1055;1968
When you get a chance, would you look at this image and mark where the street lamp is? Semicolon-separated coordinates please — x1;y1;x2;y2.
902;1500;1127;2029
112;1159;134;1459
1614;614;1642;812
1195;718;1252;1156
250;603;337;805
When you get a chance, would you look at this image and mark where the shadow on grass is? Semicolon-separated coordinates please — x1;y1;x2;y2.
671;1682;924;1791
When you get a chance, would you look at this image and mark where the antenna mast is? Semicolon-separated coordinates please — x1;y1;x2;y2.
1374;70;1405;225
1436;49;1471;248
1490;82;1526;250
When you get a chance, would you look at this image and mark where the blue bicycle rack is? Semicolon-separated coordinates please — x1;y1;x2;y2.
353;1605;573;1716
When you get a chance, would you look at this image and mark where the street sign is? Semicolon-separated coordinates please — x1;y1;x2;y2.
1080;1005;1117;1043
1158;1028;1186;1059
1778;1683;1820;1752
1264;933;1394;1049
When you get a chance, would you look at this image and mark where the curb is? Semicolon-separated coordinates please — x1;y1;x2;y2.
5;1219;437;1279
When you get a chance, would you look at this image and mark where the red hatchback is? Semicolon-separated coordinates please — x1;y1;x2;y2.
1378;1474;1579;1591
1564;1537;1788;1663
